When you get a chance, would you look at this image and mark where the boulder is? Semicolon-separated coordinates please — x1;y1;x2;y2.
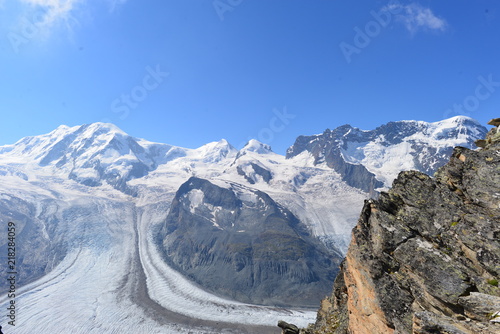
475;139;487;148
278;320;300;334
487;118;500;126
458;292;500;322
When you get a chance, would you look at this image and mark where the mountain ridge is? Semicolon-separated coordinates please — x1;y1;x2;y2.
286;116;487;195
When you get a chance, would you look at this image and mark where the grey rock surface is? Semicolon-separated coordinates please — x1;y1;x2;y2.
156;177;341;307
286;125;383;194
458;292;500;321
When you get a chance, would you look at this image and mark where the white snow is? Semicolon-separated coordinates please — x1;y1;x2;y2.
186;189;205;213
240;139;273;154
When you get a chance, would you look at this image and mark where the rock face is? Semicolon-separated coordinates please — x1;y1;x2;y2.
286;124;384;194
305;123;500;333
156;177;341;307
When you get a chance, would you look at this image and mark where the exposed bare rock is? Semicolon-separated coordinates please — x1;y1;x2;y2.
413;312;470;334
487;118;500;126
278;320;300;334
156;177;340;307
458;292;500;322
475;139;487;148
304;121;500;333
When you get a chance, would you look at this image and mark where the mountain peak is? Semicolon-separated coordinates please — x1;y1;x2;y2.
158;176;340;307
80;122;128;137
439;115;477;123
240;139;273;154
53;124;72;131
431;115;482;130
194;139;237;163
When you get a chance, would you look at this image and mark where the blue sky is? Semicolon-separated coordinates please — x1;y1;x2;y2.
0;0;499;154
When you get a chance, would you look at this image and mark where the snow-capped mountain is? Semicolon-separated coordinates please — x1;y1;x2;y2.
0;116;487;333
286;116;487;193
0;123;180;194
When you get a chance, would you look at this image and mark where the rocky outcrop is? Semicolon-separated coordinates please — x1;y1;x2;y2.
304;120;500;333
278;320;300;334
236;162;273;184
156;177;341;307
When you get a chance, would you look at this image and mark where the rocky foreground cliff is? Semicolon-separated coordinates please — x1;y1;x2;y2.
301;121;500;334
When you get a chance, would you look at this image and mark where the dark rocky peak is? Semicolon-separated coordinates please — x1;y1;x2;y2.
370;120;423;143
174;176;242;217
285;125;355;160
304;119;500;333
156;176;341;307
288;117;486;161
286;124;381;194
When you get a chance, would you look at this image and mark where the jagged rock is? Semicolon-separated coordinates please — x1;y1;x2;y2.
487;118;500;126
458;292;500;322
236;162;273;184
475;139;487;148
278;320;300;334
413;312;470;334
304;121;500;333
485;127;500;149
286;126;384;194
